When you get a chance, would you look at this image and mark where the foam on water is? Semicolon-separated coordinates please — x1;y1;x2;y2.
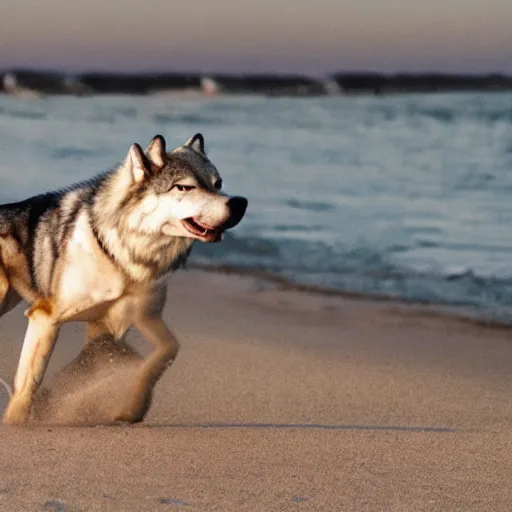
0;92;511;323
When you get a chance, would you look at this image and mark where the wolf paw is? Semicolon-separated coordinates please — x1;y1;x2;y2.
2;397;31;425
113;396;152;424
112;407;146;424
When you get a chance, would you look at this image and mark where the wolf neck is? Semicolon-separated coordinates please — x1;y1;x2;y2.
90;171;194;283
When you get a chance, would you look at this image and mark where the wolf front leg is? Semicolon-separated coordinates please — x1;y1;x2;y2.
114;315;180;423
3;302;59;425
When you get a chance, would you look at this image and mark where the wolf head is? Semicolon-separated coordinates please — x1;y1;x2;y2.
121;133;248;243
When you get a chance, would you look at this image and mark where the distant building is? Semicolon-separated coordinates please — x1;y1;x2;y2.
323;78;341;95
201;76;221;96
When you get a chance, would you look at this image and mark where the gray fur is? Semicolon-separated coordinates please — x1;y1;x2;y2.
0;133;247;425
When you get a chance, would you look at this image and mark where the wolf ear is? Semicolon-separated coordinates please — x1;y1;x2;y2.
127;143;151;183
184;133;206;155
146;134;166;168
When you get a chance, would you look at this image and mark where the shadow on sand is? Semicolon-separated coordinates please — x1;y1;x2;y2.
1;336;457;433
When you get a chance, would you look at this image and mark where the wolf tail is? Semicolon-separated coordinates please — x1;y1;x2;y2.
0;377;12;398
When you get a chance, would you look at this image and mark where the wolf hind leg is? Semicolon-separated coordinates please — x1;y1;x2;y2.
2;302;59;425
114;315;180;423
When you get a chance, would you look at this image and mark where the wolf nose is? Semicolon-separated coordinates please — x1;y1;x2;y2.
229;196;248;217
223;196;248;229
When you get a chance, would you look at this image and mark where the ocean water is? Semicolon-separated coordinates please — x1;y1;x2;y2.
0;92;511;324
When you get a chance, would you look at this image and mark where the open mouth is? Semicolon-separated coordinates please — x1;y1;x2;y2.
182;217;222;242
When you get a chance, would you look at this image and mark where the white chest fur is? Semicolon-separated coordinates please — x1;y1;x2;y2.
53;212;127;322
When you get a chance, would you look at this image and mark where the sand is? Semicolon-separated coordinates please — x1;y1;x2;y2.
0;269;512;511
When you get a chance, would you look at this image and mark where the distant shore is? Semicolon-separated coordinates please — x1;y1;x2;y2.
1;69;511;98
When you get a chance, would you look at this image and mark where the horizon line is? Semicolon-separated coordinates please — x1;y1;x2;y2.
2;66;511;78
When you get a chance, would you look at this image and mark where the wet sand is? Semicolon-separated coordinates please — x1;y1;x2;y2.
1;270;512;511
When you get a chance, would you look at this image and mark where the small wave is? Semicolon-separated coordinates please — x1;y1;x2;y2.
402;226;444;236
154;113;223;125
388;244;409;253
395;99;511;125
286;199;335;212
52;147;101;159
444;269;485;282
407;105;455;123
2;109;47;121
273;224;325;233
367;104;398;121
475;110;512;124
87;106;138;123
110;106;137;118
416;240;439;248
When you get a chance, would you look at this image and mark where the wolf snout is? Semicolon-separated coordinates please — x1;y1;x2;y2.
222;196;248;230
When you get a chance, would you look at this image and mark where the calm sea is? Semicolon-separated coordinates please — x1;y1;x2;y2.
0;92;511;323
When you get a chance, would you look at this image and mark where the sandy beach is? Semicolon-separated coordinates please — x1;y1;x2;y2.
1;269;512;511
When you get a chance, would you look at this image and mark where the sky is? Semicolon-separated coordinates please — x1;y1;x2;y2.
1;0;511;75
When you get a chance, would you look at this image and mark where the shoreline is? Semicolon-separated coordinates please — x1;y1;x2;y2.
190;262;512;331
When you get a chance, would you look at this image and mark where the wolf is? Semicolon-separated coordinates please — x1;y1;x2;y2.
0;133;247;425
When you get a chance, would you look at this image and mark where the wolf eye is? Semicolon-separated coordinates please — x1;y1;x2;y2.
173;184;195;192
214;179;222;190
